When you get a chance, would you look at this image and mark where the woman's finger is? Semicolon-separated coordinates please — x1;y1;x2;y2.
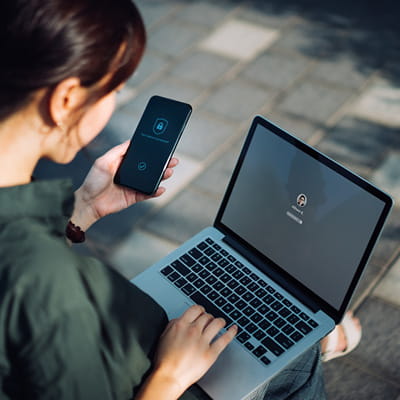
179;305;206;324
210;325;238;356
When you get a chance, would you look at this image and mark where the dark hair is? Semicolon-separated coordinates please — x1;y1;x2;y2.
0;0;146;121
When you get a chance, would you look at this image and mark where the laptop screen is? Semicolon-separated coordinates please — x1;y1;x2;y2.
218;117;391;312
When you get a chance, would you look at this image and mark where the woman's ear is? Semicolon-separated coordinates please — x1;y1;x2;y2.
48;77;87;127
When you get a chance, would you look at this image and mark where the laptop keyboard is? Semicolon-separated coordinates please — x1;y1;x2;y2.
160;237;319;365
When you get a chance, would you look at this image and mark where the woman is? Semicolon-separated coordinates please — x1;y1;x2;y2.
0;0;358;399
0;0;236;398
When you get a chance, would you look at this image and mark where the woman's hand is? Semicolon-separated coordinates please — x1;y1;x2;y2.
136;305;237;400
71;141;178;231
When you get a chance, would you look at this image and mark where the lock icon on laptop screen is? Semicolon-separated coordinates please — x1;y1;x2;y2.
153;118;168;135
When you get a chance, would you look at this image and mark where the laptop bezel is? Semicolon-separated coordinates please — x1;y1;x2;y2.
214;115;393;323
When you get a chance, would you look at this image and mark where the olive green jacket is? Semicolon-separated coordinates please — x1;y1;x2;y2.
0;179;208;400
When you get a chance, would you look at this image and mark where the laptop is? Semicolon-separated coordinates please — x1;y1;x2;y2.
132;116;393;400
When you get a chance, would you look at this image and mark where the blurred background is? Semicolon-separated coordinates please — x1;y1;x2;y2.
35;1;400;398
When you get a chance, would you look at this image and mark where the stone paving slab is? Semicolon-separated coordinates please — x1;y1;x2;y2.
202;79;274;121
347;297;400;384
373;257;400;307
199;19;279;61
169;51;236;88
241;51;311;90
277;80;353;123
143;187;218;244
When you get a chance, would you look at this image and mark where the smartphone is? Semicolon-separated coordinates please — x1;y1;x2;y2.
114;95;192;195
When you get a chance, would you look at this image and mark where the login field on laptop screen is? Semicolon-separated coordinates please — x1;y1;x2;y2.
220;123;386;310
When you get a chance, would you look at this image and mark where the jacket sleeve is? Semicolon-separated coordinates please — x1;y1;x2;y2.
14;307;116;400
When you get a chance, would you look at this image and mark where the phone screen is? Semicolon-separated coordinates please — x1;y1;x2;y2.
114;96;192;195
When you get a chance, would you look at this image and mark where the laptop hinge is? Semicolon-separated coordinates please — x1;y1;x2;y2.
222;235;320;313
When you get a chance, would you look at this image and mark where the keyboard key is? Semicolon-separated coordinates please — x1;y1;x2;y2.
255;288;267;298
248;282;259;292
274;292;284;300
283;299;292;307
309;319;319;328
258;305;269;315
250;298;262;308
251;313;262;323
187;272;197;282
238;316;250;327
253;346;267;358
254;330;266;341
204;247;215;256
180;254;195;267
220;288;231;298
200;284;212;294
220;249;229;256
266;286;275;294
235;285;246;295
240;276;251;286
296;321;312;335
242;266;251;274
264;294;275;304
199;269;208;279
259;320;271;330
226;264;236;274
227;255;236;263
198;241;208;250
227;280;239;289
235;261;244;268
189;248;203;259
174;277;187;288
299;312;309;321
161;266;173;276
267;326;279;337
282;324;295;335
220;273;231;283
190;291;232;325
207;291;218;301
246;323;257;333
222;303;234;314
171;260;189;276
193;264;202;273
198;256;209;265
228;294;240;303
182;284;196;296
205;238;214;245
193;278;204;288
291;305;301;314
215;297;227;307
275;333;295;349
261;356;271;365
235;300;247;310
287;314;300;324
237;332;250;343
258;279;267;287
211;254;222;262
213;281;224;291
243;292;255;302
262;337;284;357
205;261;217;271
271;301;283;311
243;306;254;316
245;342;255;351
278;307;291;318
266;311;278;321
274;317;286;328
213;268;223;277
230;310;242;320
290;331;304;342
233;270;244;280
206;275;217;285
219;259;230;268
213;243;221;251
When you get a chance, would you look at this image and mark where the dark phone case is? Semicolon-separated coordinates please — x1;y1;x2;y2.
114;95;192;195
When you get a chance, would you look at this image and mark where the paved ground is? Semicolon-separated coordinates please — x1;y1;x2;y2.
35;0;400;398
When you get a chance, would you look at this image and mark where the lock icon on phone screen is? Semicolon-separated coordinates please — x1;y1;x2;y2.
153;118;168;135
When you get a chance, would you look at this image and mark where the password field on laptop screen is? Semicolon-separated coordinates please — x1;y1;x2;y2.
220;124;385;310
